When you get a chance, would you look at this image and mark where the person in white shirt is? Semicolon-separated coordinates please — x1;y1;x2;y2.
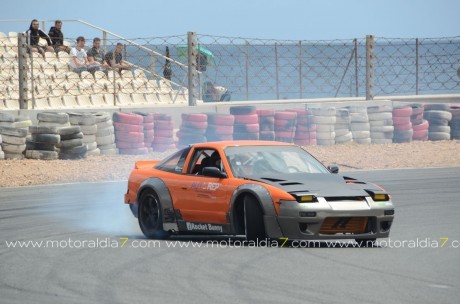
69;36;98;73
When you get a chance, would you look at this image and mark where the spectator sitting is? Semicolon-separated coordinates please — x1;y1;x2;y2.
87;37;111;72
203;81;231;102
48;20;70;53
105;42;134;73
69;36;98;74
25;19;53;57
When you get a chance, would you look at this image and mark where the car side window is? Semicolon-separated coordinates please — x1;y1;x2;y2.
155;147;191;174
188;149;218;175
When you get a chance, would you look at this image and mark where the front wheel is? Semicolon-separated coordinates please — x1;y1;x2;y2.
244;195;266;243
138;190;170;239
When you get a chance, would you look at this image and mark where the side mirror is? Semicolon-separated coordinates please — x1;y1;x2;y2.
327;164;339;174
202;167;227;178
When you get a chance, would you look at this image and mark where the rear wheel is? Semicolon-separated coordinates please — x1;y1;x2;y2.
244;195;266;243
138;190;170;239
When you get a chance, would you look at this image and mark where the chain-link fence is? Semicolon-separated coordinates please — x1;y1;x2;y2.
1;19;460;109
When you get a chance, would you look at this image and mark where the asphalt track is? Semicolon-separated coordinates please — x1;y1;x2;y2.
1;168;459;304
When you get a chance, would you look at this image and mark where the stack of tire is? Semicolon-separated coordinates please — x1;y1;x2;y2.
367;105;394;144
134;112;155;153
0;126;27;160
0;113;15;128
230;106;259;140
409;104;428;141
205;113;234;142
424;104;452;141
177;113;208;148
289;109;316;146
13;116;33;129
25;126;59;160
37;112;70;129
152;113;175;152
311;107;336;146
0;134;3;160
257;109;275;141
113;112;148;155
334;108;353;144
392;106;414;143
449;106;460;140
274;111;297;143
56;126;88;159
94;112;117;155
348;106;371;144
68;113;100;156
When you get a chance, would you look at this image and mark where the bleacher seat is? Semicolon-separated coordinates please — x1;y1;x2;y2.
63;95;79;108
103;93;116;106
57;51;70;63
77;95;92;107
144;93;162;104
34;97;50;109
91;94;107;107
132;93;147;104
78;82;93;95
116;93;133;105
80;71;95;83
48;96;65;108
121;69;133;79
5;99;19;109
0;99;6;109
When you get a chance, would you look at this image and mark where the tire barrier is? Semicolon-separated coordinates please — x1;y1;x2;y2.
152;113;175;152
13;116;33;129
56;126;88;160
69;113;100;156
0;135;3;160
392;106;413;143
94;112;117;156
0;112;15;128
230;106;259;140
335;108;353;144
26;126;60;160
0;126;28;159
113;112;148;155
310;107;336;146
449;106;460;140
206;113;235;142
257;109;275;141
408;104;428;141
347;106;371;144
177;113;208;148
274;111;297;143
285;108;316;146
37;112;70;129
367;105;394;144
424;104;452;141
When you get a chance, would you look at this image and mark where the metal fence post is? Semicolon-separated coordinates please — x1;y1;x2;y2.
18;33;29;109
415;38;419;95
245;41;249;100
365;35;374;100
102;31;107;54
187;31;197;106
354;38;359;97
275;42;279;100
299;41;302;99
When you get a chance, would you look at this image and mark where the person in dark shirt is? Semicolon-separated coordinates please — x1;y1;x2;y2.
26;19;53;57
48;20;70;53
105;42;133;73
87;37;111;71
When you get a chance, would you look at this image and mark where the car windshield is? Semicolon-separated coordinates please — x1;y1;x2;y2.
224;145;329;178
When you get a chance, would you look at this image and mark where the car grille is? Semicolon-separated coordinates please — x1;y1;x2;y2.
319;217;368;234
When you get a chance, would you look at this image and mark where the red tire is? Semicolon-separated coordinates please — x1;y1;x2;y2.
275;111;297;120
154;121;174;130
153;113;172;121
154;129;174;137
275;118;296;127
181;120;208;129
116;141;145;149
392;107;412;117
143;122;154;130
392;116;411;125
412;119;429;131
152;136;174;144
114;122;143;133
142;115;154;123
275;131;296;138
207;114;235;125
393;122;413;131
113;112;143;125
119;147;149;155
413;129;428;139
294;132;317;140
296;125;317;132
115;131;144;143
182;113;207;122
234;114;259;124
411;113;423;123
297;117;313;125
206;124;234;135
285;108;307;115
256;109;275;117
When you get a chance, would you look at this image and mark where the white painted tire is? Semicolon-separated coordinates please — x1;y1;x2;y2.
370;125;394;132
316;131;336;140
2;143;26;153
96;134;116;146
352;130;371;139
350;123;370;132
370;132;394;139
368;112;393;121
316;124;335;132
313;116;336;124
2;134;27;145
311;107;336;116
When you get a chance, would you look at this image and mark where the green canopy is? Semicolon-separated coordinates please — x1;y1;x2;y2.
176;45;216;66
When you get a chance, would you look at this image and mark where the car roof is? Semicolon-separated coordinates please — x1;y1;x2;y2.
191;140;295;149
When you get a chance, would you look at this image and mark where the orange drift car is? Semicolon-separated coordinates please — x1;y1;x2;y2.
125;141;394;244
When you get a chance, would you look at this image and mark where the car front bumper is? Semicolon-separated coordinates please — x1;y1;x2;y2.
267;198;394;240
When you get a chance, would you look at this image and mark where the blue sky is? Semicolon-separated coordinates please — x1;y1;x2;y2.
1;0;459;40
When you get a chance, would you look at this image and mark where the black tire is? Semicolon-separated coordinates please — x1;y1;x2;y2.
138;190;170;239
37;112;69;124
26;142;56;151
428;132;451;141
424;104;450;111
230;106;257;115
25;150;58;160
29;125;59;135
32;134;60;144
0;112;15;122
355;238;377;247
428;125;451;133
58;138;83;149
0;126;28;137
59;126;82;136
424;110;452;121
61;132;84;141
244;195;266;242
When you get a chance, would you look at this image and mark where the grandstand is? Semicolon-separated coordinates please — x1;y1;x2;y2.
0;29;191;110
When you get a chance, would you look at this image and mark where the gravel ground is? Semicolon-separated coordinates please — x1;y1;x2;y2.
0;140;459;188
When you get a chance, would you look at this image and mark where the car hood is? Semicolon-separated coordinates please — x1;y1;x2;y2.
247;173;375;197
